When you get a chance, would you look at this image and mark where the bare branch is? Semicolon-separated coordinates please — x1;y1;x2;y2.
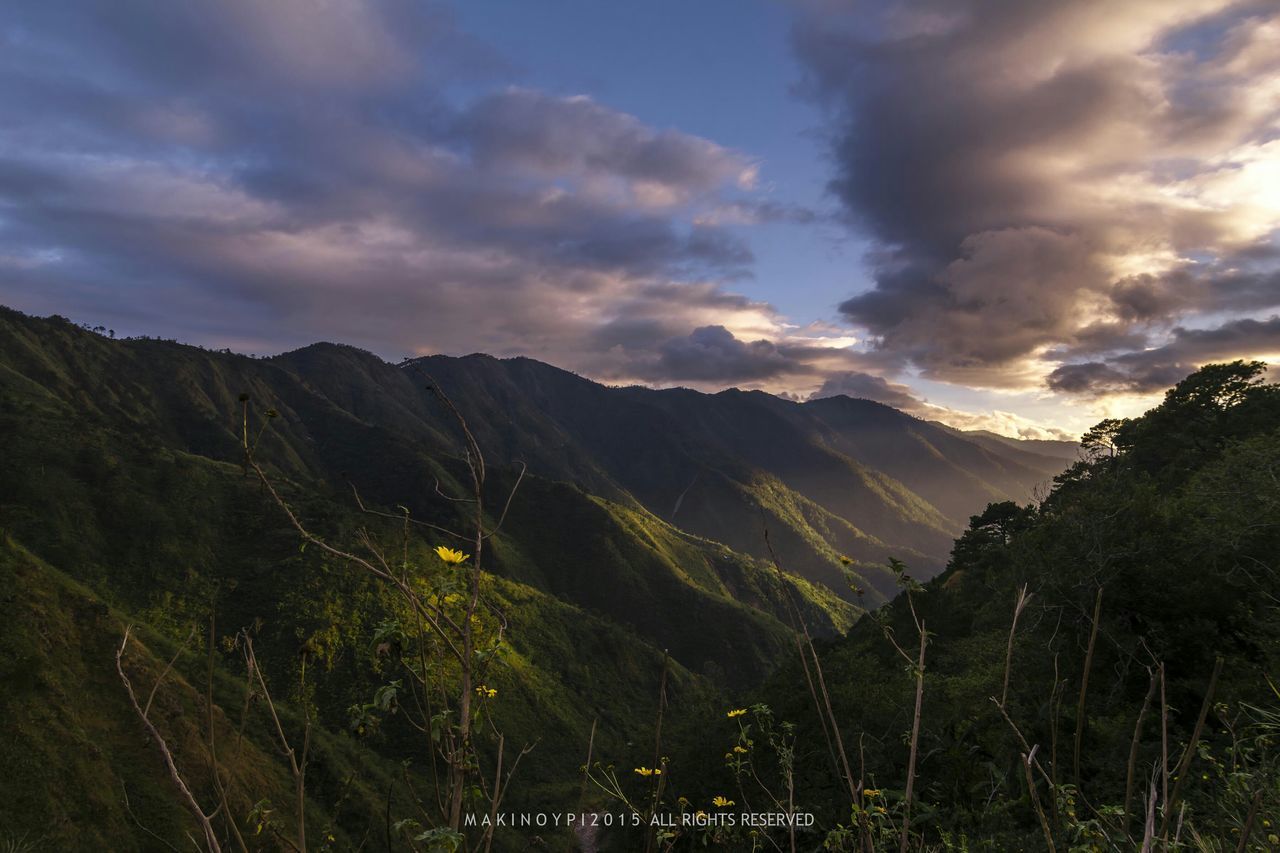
1000;585;1032;709
432;478;476;504
350;482;469;541
898;618;926;853
117;628;223;853
240;634;306;853
145;626;196;719
482;461;527;540
1022;746;1056;853
239;405;467;665
1123;667;1158;836
1073;585;1104;790
1162;656;1223;840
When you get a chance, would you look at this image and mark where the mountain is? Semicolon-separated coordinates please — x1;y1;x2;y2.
0;307;860;676
6;307;1275;849
273;343;1070;599
957;428;1080;463
0;306;1077;848
0;308;830;846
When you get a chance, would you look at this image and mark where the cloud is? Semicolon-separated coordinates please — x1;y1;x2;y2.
586;319;881;388
840;226;1112;384
1047;314;1280;395
810;371;921;411
650;325;799;382
6;0;1272;438
453;89;758;206
694;200;822;227
809;370;1074;440
0;0;788;380
793;0;1280;390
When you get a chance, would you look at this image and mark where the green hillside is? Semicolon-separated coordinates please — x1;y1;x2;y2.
330;348;1065;592
0;306;1092;850
703;361;1280;849
0;308;841;848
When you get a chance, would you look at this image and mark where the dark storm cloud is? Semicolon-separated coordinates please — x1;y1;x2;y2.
1047;315;1280;395
0;0;784;377
652;325;799;382
793;0;1280;389
1045;362;1188;396
1109;272;1200;323
1202;267;1280;314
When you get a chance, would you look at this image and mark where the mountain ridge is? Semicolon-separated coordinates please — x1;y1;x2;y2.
386;348;1071;591
0;305;1090;848
0;306;1076;599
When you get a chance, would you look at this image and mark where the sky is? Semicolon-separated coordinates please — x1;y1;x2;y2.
1;1;1278;440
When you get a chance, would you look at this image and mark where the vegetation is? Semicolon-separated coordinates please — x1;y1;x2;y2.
729;360;1280;850
3;305;1277;850
0;308;823;848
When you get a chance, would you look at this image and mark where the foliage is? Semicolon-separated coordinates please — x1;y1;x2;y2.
7;304;1279;850
743;360;1280;849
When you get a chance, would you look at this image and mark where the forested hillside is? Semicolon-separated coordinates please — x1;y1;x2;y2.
279;341;1069;597
0;309;840;848
682;361;1280;850
0;306;1110;851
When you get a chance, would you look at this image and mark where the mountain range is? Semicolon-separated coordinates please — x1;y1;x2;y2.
0;306;1076;847
281;340;1076;597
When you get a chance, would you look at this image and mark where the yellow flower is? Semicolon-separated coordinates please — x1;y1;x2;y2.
726;708;747;718
712;796;735;808
435;546;469;565
839;555;853;566
474;685;497;699
634;767;661;777
677;796;689;807
873;806;887;815
862;788;881;798
733;745;748;754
